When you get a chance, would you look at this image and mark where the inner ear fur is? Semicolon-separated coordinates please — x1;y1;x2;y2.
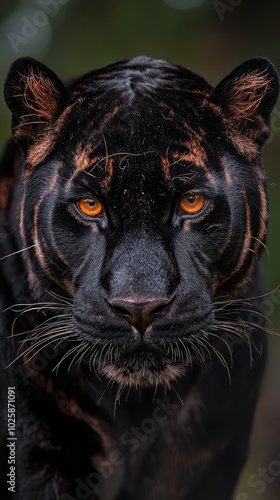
4;57;71;142
212;57;279;143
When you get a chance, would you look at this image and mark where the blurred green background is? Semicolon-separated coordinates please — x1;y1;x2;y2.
0;1;279;498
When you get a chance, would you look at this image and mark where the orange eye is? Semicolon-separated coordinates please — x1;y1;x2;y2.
179;193;206;215
77;196;103;217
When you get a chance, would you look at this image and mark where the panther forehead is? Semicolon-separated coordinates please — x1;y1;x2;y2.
21;57;228;175
65;101;211;193
72;56;212;97
71;135;209;192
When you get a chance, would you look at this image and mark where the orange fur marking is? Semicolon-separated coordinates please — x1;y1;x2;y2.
228;70;272;120
0;177;13;209
227;131;259;158
74;142;97;171
32;170;72;293
204;100;223;117
220;189;253;295
21;361;115;457
101;157;114;189
26;133;57;170
172;148;207;171
25;101;78;171
161;155;171;181
17;68;60;120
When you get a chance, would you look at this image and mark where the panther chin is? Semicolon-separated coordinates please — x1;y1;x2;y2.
100;344;186;387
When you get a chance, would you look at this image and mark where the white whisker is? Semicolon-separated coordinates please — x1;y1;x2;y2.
0;244;36;261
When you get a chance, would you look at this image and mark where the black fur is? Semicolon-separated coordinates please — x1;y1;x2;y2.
0;56;279;499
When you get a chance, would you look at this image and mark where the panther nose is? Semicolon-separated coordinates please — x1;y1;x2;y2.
109;297;173;335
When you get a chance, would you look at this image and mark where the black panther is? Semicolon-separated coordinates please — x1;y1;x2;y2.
0;55;278;499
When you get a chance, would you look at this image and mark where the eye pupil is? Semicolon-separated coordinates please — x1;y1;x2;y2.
187;195;195;204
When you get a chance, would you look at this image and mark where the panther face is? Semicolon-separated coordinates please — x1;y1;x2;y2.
4;56;279;386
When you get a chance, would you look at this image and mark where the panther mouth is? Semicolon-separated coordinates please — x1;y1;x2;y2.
100;342;186;387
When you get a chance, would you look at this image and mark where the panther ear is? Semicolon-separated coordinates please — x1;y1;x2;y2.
4;57;71;144
212;57;279;143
